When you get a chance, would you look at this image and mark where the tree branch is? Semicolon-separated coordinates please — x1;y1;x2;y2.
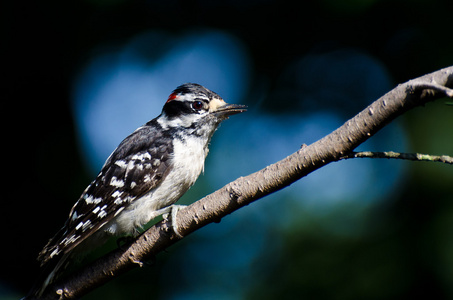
341;151;453;164
45;66;453;299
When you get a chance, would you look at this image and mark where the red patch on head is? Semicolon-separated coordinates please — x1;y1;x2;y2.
166;93;179;103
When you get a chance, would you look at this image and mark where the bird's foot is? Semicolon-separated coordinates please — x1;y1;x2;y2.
163;204;186;238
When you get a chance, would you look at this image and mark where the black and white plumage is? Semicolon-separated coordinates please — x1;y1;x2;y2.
28;83;246;298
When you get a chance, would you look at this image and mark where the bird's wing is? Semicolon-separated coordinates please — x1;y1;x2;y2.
38;125;173;265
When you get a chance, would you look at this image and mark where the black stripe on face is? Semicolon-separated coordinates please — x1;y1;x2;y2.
162;98;208;118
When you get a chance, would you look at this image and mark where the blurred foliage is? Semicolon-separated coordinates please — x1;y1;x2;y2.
2;0;452;299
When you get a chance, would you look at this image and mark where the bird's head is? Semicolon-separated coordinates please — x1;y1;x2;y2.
160;83;247;129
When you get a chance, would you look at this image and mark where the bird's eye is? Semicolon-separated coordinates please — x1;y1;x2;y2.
192;101;204;111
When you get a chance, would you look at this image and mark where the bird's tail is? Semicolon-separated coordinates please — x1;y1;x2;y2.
24;253;71;299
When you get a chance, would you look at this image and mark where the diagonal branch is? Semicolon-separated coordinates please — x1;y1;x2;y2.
45;66;453;299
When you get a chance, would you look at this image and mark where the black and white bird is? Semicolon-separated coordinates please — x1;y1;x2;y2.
27;83;246;298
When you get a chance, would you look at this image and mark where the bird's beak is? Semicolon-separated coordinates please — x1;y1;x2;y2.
209;98;247;117
214;103;248;117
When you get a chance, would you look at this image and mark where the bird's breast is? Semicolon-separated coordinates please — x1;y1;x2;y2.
171;135;208;184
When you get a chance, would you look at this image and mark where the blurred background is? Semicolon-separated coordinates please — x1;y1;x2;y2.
2;0;453;299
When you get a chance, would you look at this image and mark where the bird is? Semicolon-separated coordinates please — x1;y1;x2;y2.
26;83;247;298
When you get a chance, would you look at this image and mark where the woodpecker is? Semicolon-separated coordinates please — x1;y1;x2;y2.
27;83;247;298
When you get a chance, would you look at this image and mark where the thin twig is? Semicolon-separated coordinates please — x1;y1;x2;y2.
341;151;453;164
406;82;453;98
